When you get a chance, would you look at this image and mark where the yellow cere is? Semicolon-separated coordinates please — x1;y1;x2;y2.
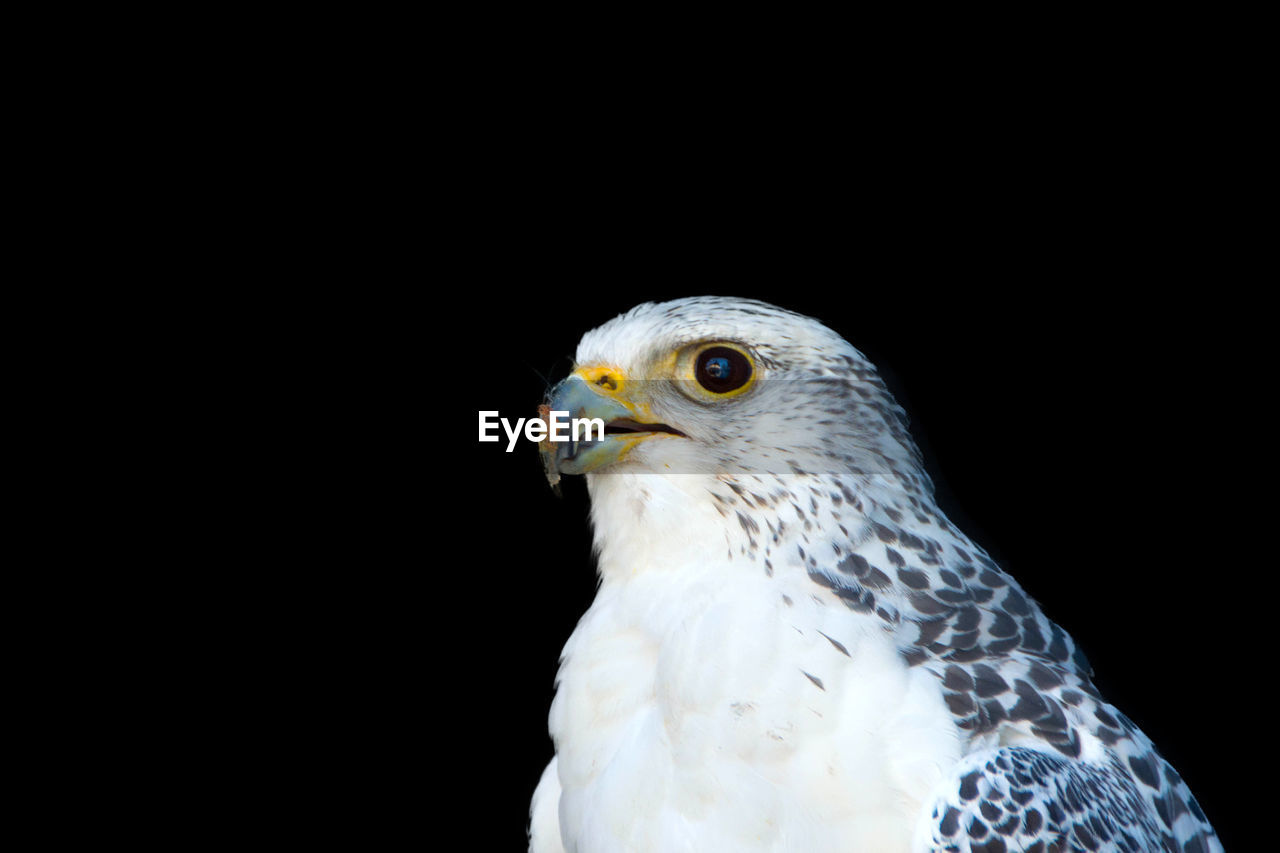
572;364;626;395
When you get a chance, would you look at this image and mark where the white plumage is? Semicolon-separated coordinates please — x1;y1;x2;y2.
529;297;1219;853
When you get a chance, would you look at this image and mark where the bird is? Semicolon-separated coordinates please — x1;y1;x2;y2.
528;296;1220;853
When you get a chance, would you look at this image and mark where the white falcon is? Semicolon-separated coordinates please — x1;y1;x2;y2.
529;297;1220;853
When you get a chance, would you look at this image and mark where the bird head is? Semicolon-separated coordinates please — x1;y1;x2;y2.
541;296;930;494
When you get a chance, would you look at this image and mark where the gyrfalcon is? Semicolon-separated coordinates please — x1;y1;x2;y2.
528;296;1220;853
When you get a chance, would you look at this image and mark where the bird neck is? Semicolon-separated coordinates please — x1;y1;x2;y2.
584;469;963;594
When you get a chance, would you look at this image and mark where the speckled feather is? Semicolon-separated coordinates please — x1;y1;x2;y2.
530;297;1220;853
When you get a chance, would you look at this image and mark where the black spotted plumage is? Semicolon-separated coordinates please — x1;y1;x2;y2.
798;479;1219;850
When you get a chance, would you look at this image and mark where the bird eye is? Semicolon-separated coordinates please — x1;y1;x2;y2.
694;345;753;395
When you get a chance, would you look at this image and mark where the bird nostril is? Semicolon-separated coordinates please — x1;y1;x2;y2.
574;365;624;393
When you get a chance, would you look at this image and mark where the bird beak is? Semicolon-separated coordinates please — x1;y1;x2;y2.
539;366;685;488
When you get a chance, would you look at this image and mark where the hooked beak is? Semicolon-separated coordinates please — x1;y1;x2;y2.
538;367;685;489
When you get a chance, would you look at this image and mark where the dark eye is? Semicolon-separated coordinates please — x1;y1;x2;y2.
695;346;753;394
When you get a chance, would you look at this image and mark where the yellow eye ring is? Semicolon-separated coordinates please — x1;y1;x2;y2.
676;341;758;400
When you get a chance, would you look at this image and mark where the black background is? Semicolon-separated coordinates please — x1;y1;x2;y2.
87;25;1262;849
452;270;1245;848
292;79;1253;847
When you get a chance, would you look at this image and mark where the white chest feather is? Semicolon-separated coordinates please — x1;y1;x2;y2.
542;474;961;852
